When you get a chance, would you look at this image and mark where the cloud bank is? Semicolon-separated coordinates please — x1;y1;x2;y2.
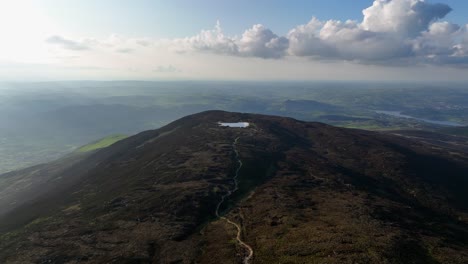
171;0;468;65
45;0;468;66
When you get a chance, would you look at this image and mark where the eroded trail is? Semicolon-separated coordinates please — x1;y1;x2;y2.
215;137;254;264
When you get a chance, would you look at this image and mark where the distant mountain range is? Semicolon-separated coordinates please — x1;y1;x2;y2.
0;111;467;263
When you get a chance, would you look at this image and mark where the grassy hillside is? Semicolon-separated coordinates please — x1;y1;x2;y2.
76;134;127;153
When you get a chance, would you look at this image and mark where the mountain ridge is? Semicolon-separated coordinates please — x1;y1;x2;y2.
0;110;467;263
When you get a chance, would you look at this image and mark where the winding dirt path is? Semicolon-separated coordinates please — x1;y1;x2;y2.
215;137;254;264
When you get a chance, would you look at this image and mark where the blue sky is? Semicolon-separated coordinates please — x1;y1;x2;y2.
2;0;468;81
34;0;374;37
35;0;468;37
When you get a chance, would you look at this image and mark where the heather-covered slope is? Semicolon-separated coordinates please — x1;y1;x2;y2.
0;111;467;263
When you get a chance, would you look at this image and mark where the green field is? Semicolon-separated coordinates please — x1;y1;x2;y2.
76;135;128;153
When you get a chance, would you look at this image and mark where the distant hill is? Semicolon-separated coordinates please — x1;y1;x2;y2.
283;99;342;112
439;126;468;137
0;111;467;263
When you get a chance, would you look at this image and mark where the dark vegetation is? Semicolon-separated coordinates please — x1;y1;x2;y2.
0;111;467;263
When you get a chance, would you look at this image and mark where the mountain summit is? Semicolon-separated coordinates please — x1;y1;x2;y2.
1;111;467;263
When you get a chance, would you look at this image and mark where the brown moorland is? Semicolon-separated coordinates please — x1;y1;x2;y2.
0;110;467;263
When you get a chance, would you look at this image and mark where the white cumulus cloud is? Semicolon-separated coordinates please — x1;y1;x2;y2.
287;0;468;65
237;24;288;59
361;0;451;36
171;21;238;55
171;22;287;59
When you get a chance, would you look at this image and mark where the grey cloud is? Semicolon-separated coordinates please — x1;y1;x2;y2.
413;22;460;57
411;2;452;34
46;35;89;51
